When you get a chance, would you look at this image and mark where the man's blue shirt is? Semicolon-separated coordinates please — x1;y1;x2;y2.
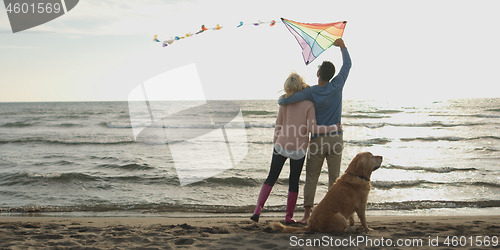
278;47;351;138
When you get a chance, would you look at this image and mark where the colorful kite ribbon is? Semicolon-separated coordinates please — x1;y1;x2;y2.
154;20;277;47
281;18;347;65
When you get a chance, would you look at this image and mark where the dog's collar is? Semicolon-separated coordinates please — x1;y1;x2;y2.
347;173;369;181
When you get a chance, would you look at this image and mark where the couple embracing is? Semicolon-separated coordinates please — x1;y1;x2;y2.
251;38;351;224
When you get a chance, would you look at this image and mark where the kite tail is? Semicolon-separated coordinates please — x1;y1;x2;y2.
271;222;310;233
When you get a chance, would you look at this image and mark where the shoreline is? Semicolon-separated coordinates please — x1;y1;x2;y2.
1;215;499;249
2;214;499;226
2;206;499;218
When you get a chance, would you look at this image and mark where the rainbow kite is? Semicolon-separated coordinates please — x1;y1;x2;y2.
281;18;347;65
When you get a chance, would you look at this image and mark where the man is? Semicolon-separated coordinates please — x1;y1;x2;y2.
278;38;351;224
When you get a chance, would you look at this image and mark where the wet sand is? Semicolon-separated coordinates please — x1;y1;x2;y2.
1;215;499;249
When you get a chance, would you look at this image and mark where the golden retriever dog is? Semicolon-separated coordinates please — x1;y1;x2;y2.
272;152;382;233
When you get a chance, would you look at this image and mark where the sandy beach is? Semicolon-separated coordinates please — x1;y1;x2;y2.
1;215;499;249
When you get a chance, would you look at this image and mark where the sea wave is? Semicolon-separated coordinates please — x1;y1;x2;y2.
56;114;91;119
372;180;500;189
0;203;257;214
0;171;177;186
474;147;500;152
97;163;155;171
0;137;136;145
430;113;500;119
400;135;500;142
382;164;478;173
392;121;488;127
368;200;500;211
242;111;276;116
3;167;497;190
245;123;275;128
1;121;37;127
96;120;497;130
346;138;392;145
0;172;290;188
364;109;404;114
0;158;16;167
33;160;74;166
103;122;133;128
347;121;487;128
88;156;120;161
343;114;390;119
2;199;500;214
104;121;275;129
0;172;99;186
190;177;261;187
0;137;208;146
54;123;82;127
249;141;273;145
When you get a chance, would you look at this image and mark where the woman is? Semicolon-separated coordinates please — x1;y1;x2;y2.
251;72;341;223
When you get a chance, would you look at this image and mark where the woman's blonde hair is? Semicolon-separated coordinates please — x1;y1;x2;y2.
281;72;310;98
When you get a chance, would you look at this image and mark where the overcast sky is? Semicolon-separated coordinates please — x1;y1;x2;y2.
1;0;499;103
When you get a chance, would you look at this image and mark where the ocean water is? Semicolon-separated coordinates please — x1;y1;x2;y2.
0;98;499;217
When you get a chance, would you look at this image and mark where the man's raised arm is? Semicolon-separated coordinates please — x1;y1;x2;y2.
331;39;351;86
